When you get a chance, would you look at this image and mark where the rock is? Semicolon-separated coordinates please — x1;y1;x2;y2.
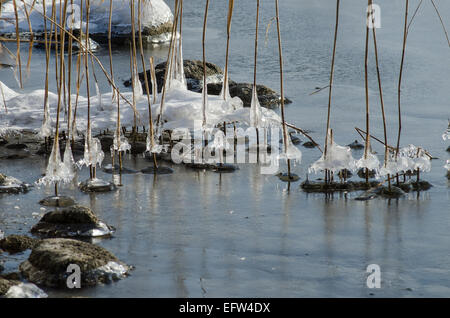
0;235;39;254
347;140;365;150
141;166;174;175
278;173;300;182
99;135;114;153
31;205;115;238
208;82;291;109
124;59;223;94
212;164;238;173
0;277;21;296
447;146;450;153
124;60;290;108
302;141;319;149
103;164;138;174
130;142;147;155
39;196;76;207
5;143;28;150
302;180;379;194
5;282;48;298
185;162;217;170
410;181;433;191
376;186;405;198
447;170;450;180
0;229;4;240
19;238;131;288
357;168;377;179
0;174;31;194
79;178;116;193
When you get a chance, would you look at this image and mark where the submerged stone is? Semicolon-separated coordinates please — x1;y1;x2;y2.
347;140;365;150
357;168;377;179
302;141;319;149
39;196;76;207
141;166;174;175
5;143;27;150
19;238;131;288
102;164;138;175
301;180;379;193
447;170;450;180
410;181;433;191
278;173;300;182
185;162;217;170
376;186;405;199
31;205;114;238
213;164;238;173
447;146;450;153
79;178;116;193
0;174;31;194
0;235;39;254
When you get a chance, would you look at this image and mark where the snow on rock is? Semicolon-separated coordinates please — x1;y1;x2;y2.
0;0;173;40
5;283;48;298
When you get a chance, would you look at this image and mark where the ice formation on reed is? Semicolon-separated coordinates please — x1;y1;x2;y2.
78;128;104;168
309;136;355;174
37;139;75;186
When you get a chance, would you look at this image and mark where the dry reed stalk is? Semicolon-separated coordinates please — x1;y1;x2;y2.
202;0;209;128
323;0;340;184
275;0;291;179
12;0;23;88
137;0;158;168
223;0;234;100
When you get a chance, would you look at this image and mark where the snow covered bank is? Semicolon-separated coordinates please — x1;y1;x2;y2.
0;0;173;42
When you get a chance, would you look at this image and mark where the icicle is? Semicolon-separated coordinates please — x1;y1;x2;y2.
278;133;302;164
37;137;73;185
443;121;450;140
202;75;209;130
78;128;104;169
133;72;143;101
356;152;380;174
95;81;103;111
250;84;263;128
175;35;186;88
111;129;131;154
39;99;53;138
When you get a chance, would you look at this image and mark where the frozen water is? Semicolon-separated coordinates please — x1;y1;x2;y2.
278;133;303;163
111;129;131;154
6;283;48;298
37;138;74;185
250;85;264;128
78;128;105;169
356;152;380;173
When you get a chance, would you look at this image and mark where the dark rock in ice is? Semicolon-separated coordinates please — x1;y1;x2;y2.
19;238;131;288
302;180;379;193
125;59;223;94
141;166;174;175
31;205;115;238
447;146;450;153
124;60;290;108
347;140;365;150
208;82;292;109
213;164;238;173
396;183;412;193
130;142;147;155
0;276;21;296
185;162;217;170
447;170;450;180
0;235;39;254
79;178;116;193
39;196;76;207
357;168;377;179
0;174;31;194
302;141;319;149
102;164;138;174
0;138;7;146
375;186;405;199
278;173;300;182
5;143;27;150
410;181;433;191
99;135;114;153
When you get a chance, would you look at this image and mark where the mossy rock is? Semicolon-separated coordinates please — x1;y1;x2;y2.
79;179;116;193
376;186;405;198
0;276;21;296
19;238;130;288
39;196;75;207
0;235;39;254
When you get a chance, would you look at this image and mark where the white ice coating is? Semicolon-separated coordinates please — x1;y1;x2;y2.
378;144;431;177
94;81;104;111
309;137;355;174
445;160;450;170
210;130;232;164
356;152;380;173
250;85;264;128
77;127;104;168
443;122;450;140
5;283;48;298
92;261;129;281
37;138;75;185
111;129;131;153
132;72;143;102
0;0;173;37
278;133;303;163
